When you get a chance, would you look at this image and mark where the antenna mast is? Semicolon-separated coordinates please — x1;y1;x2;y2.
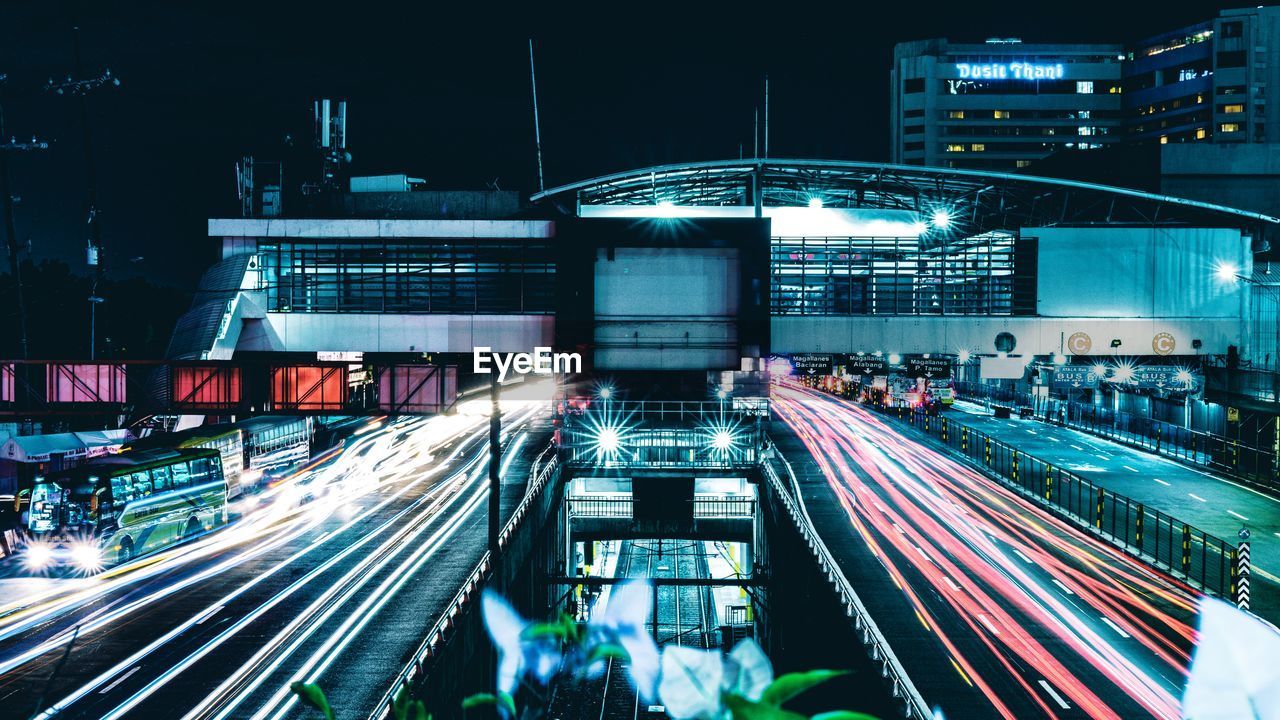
528;39;545;193
763;74;769;159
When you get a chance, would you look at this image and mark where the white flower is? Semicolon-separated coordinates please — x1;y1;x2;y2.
658;639;774;720
1184;597;1280;719
591;580;661;701
481;590;563;694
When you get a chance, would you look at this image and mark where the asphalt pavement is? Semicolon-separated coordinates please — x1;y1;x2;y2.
773;382;1197;720
947;399;1280;592
0;407;551;720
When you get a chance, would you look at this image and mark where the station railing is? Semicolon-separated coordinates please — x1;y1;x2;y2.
955;381;1280;494
566;495;757;519
868;396;1234;598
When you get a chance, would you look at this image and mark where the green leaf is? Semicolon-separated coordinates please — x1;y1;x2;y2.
760;670;850;707
724;693;808;720
409;699;430;720
559;612;582;644
393;684;412;720
521;621;570;641
809;712;881;720
462;692;517;718
290;681;335;720
587;641;630;664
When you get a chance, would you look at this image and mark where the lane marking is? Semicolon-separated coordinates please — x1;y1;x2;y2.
1070;444;1084;451
196;605;224;625
949;657;974;687
1051;578;1075;595
1047;437;1060;443
943;576;962;592
1096;454;1112;461
1123;465;1139;473
1189;493;1207;503
892;523;906;535
1228;510;1250;521
1012;548;1035;564
1153;479;1171;487
1038;680;1072;710
1101;616;1131;638
977;613;1002;636
99;666;142;695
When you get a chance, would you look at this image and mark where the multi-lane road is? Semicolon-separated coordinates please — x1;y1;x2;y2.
0;401;550;720
773;381;1199;719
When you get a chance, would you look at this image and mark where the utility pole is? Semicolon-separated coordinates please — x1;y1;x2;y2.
0;76;48;359
488;376;503;585
46;25;118;360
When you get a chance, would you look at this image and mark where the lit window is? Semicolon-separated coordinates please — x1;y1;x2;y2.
1196;94;1204;104
946;144;965;152
1223;103;1245;113
993;110;1010;119
971;143;986;152
1160;136;1169;144
948;110;965;119
1077;126;1096;136
1221;123;1241;132
1016;160;1032;168
1109;86;1122;94
1077;81;1094;94
1079;110;1091;119
1196;128;1207;139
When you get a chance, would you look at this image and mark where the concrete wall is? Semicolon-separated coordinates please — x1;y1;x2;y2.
1034;226;1250;319
1161;143;1280;219
241;313;553;353
593;247;741;370
772;316;1243;357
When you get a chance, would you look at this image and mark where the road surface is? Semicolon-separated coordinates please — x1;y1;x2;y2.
773;382;1198;720
0;401;551;720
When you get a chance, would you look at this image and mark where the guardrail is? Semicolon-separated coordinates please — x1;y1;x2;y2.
566;495;757;518
763;453;933;719
955;381;1280;494
872;400;1234;597
368;443;560;720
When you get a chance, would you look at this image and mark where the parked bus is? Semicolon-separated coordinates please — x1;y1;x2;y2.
238;416;312;481
128;424;247;497
126;416;312;498
26;447;227;569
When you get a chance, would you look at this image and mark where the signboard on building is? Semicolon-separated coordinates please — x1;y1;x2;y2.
954;62;1064;80
1051;365;1101;389
907;357;952;379
844;355;888;376
1130;366;1201;391
791;353;834;375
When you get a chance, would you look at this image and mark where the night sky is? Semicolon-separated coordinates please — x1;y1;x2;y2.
0;0;1246;287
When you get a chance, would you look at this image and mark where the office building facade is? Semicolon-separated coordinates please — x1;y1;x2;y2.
891;6;1280;170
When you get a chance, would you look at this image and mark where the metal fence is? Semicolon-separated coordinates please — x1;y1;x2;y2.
872;400;1234;597
955;381;1280;494
566;495;757;519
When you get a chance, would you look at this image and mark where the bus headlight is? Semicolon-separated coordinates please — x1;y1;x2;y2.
24;542;53;570
70;542;104;572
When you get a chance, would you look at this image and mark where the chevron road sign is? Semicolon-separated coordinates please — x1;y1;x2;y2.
1236;541;1252;611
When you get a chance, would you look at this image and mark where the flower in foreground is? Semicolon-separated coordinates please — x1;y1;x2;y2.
1183;597;1280;719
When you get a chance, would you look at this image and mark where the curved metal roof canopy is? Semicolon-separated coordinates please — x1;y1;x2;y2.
531;158;1279;239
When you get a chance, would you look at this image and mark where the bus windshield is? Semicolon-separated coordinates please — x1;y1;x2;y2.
28;482;62;534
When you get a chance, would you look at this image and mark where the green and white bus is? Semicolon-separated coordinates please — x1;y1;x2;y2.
26;447;228;569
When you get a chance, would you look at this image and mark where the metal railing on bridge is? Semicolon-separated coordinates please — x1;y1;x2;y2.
566;495;757;519
867;394;1235;598
0;358;457;416
558;399;769;470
